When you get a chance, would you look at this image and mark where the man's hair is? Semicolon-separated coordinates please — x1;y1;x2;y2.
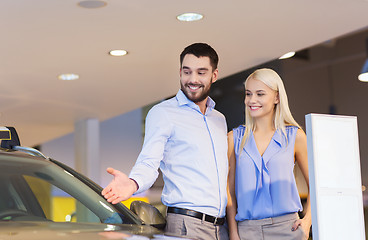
180;43;219;71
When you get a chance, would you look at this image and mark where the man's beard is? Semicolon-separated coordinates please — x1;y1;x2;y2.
180;79;212;103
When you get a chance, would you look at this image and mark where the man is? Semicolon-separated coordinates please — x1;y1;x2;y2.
102;43;228;239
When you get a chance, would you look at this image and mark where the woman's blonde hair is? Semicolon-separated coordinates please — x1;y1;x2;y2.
239;68;301;150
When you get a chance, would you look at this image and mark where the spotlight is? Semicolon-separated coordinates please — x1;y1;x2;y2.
358;59;368;82
279;51;295;60
358;38;368;82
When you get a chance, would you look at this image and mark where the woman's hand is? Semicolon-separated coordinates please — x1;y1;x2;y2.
229;231;241;240
292;218;311;239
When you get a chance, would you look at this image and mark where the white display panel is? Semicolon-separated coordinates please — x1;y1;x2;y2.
305;114;365;240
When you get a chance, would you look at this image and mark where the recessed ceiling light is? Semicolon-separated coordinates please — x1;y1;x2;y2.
78;0;107;9
109;50;128;56
358;72;368;82
279;52;295;60
358;58;368;82
58;74;79;81
177;13;203;22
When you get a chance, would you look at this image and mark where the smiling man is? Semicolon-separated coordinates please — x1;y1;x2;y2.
102;43;228;240
180;52;217;111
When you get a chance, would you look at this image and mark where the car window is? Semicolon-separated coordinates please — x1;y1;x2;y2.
24;175;100;223
0;155;129;224
0;173;100;223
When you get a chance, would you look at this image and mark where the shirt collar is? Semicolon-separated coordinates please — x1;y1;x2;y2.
176;89;216;111
244;129;283;173
272;129;283;147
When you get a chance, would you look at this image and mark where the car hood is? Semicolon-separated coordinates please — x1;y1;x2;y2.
0;221;184;240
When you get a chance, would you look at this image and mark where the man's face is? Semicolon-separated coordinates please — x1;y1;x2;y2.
180;54;218;104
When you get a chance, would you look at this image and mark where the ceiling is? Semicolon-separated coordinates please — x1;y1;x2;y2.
1;0;368;146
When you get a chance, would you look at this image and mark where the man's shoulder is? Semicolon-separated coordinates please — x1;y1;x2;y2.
150;97;176;111
210;108;226;121
146;96;178;118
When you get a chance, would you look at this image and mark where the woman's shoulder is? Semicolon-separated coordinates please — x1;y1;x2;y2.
283;125;306;145
285;124;300;134
232;125;246;137
285;124;299;130
295;127;306;141
232;124;246;131
229;126;246;155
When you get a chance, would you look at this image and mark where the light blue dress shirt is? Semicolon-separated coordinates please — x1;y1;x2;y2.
233;125;302;221
129;90;228;217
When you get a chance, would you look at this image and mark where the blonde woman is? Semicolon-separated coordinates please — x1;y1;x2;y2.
226;68;311;240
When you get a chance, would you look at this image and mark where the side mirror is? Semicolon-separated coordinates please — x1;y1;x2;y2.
130;200;166;230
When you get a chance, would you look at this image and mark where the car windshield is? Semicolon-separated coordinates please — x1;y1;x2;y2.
0;151;139;225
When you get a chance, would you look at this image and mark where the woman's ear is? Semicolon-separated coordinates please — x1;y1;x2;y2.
274;92;280;104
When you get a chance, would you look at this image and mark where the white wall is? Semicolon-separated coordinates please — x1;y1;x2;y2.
41;108;143;188
282;30;368;188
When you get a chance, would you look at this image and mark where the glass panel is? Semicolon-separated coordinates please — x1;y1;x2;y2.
24;175;100;223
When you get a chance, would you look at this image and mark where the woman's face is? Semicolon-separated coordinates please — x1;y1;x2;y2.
244;78;279;120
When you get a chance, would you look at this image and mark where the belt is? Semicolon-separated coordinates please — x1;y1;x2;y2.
167;207;225;225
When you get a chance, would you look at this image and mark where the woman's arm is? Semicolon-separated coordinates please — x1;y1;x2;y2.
293;128;312;238
226;131;240;240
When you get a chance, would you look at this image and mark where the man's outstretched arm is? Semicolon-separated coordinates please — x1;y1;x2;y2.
101;167;138;204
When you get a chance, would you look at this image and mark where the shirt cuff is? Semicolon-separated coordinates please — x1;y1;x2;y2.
129;178;139;192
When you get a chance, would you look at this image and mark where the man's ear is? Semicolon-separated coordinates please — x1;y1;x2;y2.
212;69;219;83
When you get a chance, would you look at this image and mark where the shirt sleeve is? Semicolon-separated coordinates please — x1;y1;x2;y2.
129;105;172;194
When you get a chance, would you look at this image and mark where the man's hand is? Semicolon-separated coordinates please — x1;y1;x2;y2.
101;168;138;204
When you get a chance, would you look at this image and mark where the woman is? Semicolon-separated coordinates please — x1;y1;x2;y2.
226;68;311;240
